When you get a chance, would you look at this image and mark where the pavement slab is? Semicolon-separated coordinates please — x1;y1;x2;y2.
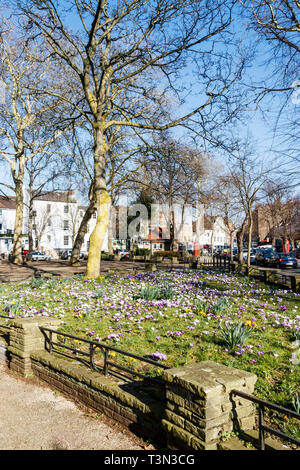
0;365;145;450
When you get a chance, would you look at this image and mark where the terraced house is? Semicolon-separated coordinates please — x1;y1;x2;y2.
0;190;98;258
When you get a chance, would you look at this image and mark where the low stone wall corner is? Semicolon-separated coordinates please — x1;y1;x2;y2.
162;361;257;450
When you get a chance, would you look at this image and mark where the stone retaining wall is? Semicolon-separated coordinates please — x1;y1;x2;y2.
162;362;257;450
1;317;258;450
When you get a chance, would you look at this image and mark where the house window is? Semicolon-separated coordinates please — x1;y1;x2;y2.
64;205;69;214
0;224;2;230
80;210;83;217
0;209;2;216
47;235;51;242
47;218;51;227
64;220;69;231
47;204;51;213
64;236;69;246
93;213;96;218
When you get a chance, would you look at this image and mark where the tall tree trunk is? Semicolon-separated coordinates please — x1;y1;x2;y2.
230;232;234;262
70;199;96;266
237;216;248;265
247;212;253;269
108;233;113;255
27;164;34;261
86;126;111;278
169;196;175;251
27;198;34;261
12;153;25;265
170;207;175;251
86;189;111;277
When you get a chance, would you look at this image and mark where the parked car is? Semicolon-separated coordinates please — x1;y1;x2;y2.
255;247;279;267
250;248;257;264
232;248;238;261
27;251;47;261
277;252;298;269
119;250;129;259
232;249;248;262
61;249;85;260
61;249;72;259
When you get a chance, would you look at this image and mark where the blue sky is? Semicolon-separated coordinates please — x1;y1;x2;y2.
0;1;298;199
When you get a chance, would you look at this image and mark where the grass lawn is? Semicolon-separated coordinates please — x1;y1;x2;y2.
0;268;299;441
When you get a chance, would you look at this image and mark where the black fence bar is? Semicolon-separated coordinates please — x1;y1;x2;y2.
40;327;170;382
231;389;300;449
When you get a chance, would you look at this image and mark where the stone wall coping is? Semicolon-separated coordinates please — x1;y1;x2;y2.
162;361;257;396
7;317;63;329
30;350;163;416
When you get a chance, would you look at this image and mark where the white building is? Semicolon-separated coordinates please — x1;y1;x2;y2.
196;215;231;250
0;190;109;257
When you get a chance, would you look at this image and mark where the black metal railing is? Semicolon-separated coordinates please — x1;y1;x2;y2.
40;327;170;383
231;389;300;449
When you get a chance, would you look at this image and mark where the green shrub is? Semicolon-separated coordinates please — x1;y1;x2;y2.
293;329;300;342
194;298;209;313
212;297;230;315
219;321;252;351
30;277;45;289
135;285;174;300
159;285;174;299
93;289;104;299
136;286;161;301
292;394;300;414
3;299;22;316
135;248;150;256
153;251;180;259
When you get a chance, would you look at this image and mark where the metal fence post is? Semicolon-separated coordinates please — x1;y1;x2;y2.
258;403;265;450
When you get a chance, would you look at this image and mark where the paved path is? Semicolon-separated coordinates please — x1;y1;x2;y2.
0;259;149;284
0;365;145;450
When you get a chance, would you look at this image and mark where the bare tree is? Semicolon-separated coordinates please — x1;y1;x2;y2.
241;0;300;176
213;174;243;259
25;140;74;259
0;22;70;264
132;134;207;250
228;141;273;267
65;123;150;265
16;0;248;277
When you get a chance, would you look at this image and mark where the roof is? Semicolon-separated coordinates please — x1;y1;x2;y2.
0;196;16;210
34;190;77;203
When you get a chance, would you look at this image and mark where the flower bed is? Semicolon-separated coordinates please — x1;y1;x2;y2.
0;269;299;440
